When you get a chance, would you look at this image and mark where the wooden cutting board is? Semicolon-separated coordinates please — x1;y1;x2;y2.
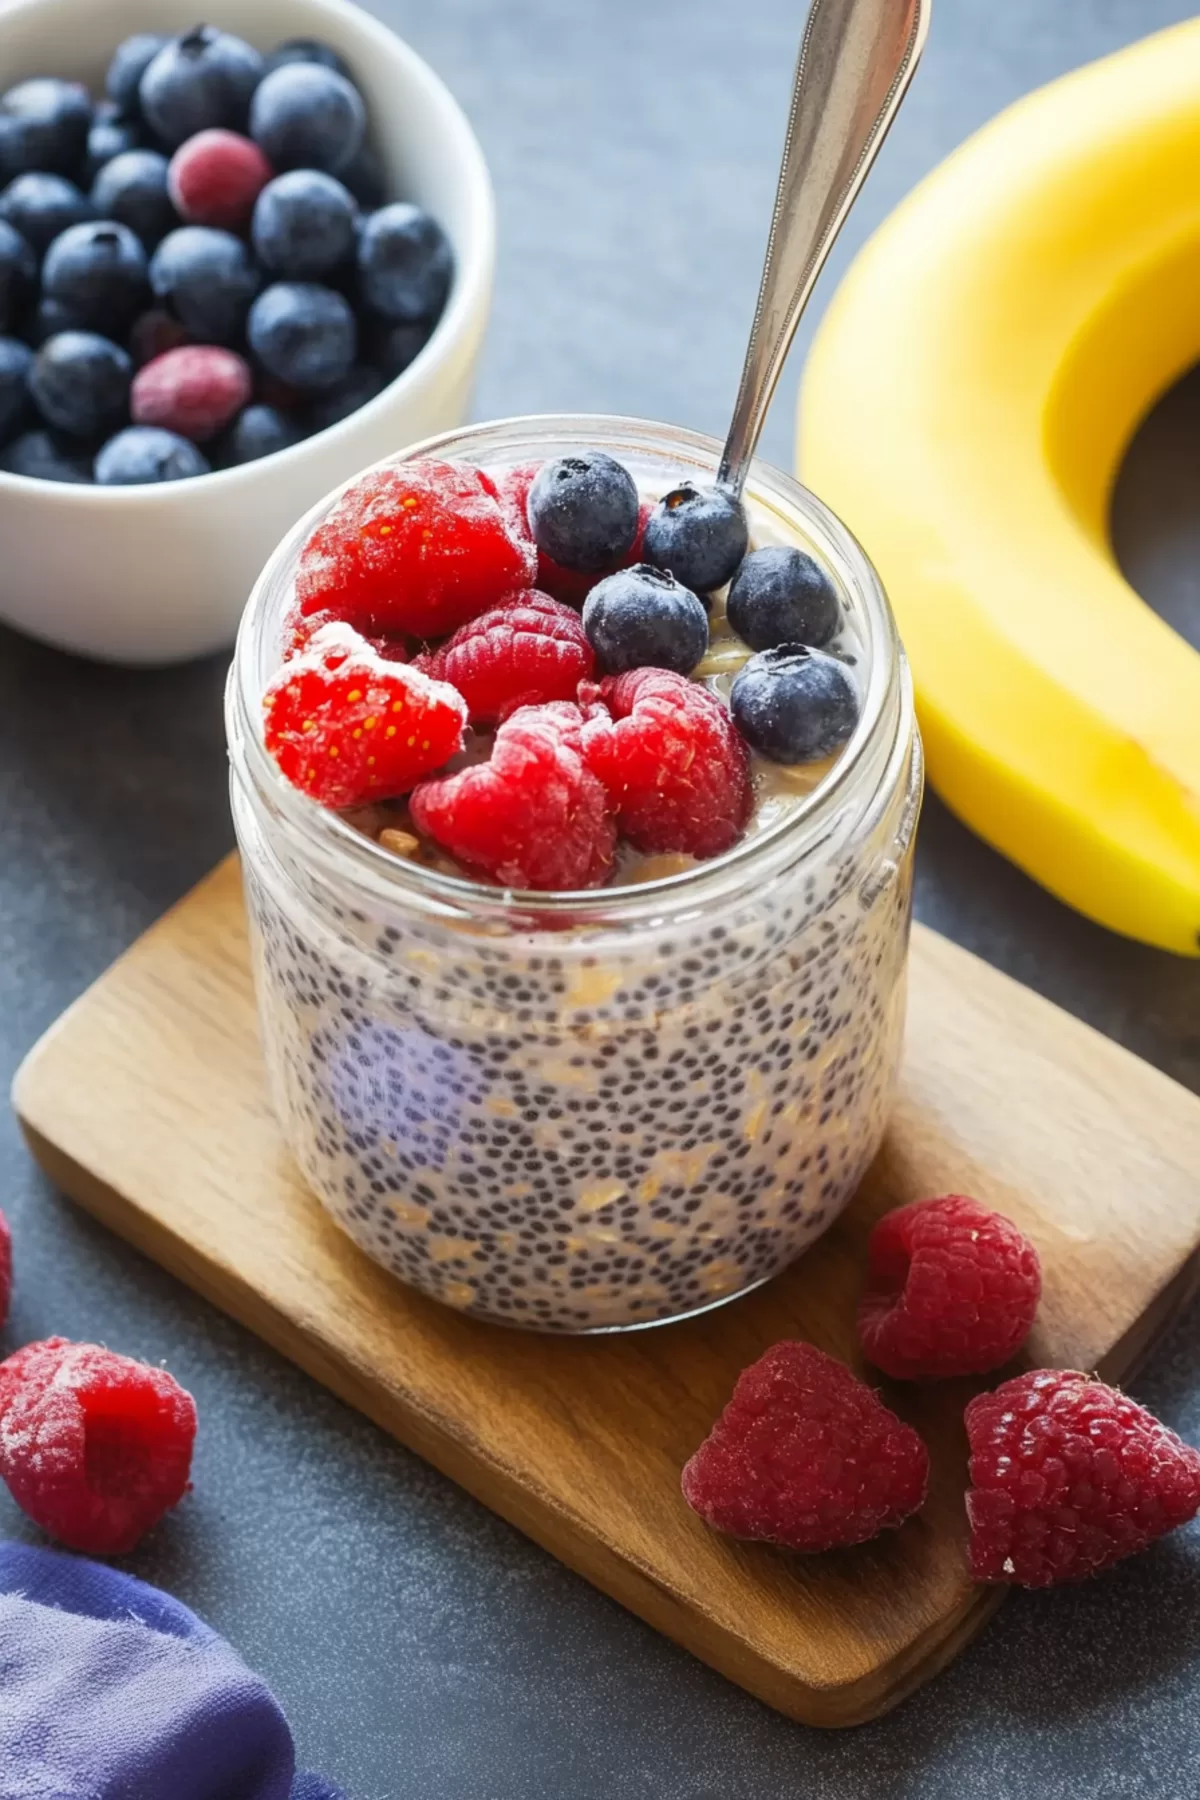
13;855;1200;1727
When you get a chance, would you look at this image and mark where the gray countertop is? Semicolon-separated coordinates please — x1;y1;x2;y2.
3;2;1200;1795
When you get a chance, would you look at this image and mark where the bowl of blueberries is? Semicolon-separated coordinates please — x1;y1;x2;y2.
0;0;494;662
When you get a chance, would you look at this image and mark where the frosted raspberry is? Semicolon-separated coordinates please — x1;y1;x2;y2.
132;344;253;442
0;1338;197;1555
297;460;537;639
494;462;652;605
168;129;274;230
417;589;594;724
264;622;466;808
859;1195;1042;1380
410;701;616;890
965;1370;1200;1587
681;1341;928;1552
281;602;408;664
581;667;752;858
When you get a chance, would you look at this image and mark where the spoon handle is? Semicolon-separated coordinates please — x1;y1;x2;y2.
717;0;929;495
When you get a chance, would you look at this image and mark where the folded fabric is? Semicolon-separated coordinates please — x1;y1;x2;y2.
0;1540;344;1800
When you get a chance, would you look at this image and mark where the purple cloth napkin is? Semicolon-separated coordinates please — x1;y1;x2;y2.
0;1540;344;1800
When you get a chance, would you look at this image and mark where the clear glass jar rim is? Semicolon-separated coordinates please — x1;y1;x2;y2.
228;412;909;927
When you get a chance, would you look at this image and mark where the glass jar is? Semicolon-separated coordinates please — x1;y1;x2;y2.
226;415;922;1333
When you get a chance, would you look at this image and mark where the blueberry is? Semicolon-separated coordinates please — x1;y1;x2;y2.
368;316;432;380
357;203;451;324
0;335;32;443
726;544;842;652
95;424;209;484
150;226;260;343
582;564;708;676
528;450;639;573
264;38;354;81
30;330;131;439
218;401;304;465
0;426;91;482
248;282;356;390
340;140;386;211
0;173;94;258
249;64;365;175
92;149;176;248
0;219;35;332
642;481;748;595
106;34;169;119
252;170;357;279
24;293;85;346
140;26;265;150
307;363;383;431
0;79;91;180
84;104;142;185
42;221;147;334
729;645;860;764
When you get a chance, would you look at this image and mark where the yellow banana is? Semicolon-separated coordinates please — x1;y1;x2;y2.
798;19;1200;956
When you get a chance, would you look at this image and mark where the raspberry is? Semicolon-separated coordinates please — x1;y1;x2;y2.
297;460;537;639
581;668;752;858
681;1341;929;1552
494;462;652;606
416;589;595;724
410;701;616;890
281;602;408;665
965;1370;1200;1587
0;1209;9;1329
858;1195;1042;1380
131;344;252;442
264;622;466;808
0;1338;197;1555
167;128;274;230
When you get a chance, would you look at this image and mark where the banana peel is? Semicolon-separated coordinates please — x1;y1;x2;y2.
799;20;1200;955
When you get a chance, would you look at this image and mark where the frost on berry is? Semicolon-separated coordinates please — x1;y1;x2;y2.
417;589;594;724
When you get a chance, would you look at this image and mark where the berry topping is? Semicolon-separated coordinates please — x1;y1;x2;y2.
582;564;709;676
41;220;146;334
642;481;748;595
296;459;536;638
149;225;261;344
131;343;252;441
0;222;36;332
139;27;265;150
727;544;842;652
0;1208;9;1327
90;150;176;251
0;1337;197;1555
582;668;752;857
168;128;273;232
411;701;617;890
858;1195;1042;1380
219;400;303;465
253;170;357;280
30;331;131;439
0;78;91;180
419;589;595;724
0;172;94;258
249;63;366;176
357;203;453;325
247;281;357;391
495;461;653;606
106;34;168;118
0;335;32;443
95;425;209;484
681;1341;929;1552
965;1370;1200;1587
528;451;640;573
265;622;466;808
730;644;859;764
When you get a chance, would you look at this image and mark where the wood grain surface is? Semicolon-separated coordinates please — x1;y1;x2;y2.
13;854;1200;1726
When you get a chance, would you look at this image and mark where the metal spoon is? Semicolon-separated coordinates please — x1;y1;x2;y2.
718;0;930;496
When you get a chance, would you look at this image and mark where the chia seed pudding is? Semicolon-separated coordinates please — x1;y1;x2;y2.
227;415;922;1332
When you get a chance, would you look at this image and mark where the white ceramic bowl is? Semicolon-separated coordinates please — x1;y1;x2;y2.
0;0;494;663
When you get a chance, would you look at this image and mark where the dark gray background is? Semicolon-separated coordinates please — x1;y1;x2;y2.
3;1;1200;1795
